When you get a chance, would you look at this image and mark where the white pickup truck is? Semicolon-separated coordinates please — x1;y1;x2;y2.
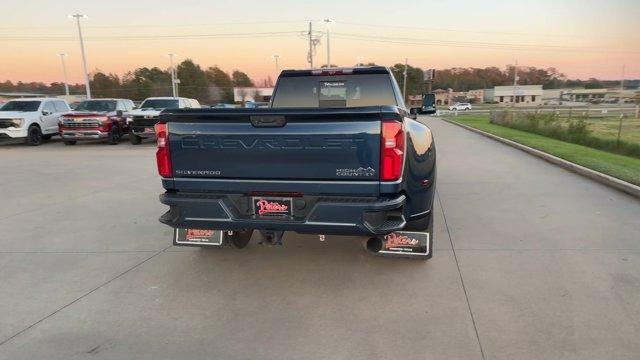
0;98;71;145
127;97;200;144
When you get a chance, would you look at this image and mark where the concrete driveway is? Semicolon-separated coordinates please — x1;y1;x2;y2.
1;118;638;359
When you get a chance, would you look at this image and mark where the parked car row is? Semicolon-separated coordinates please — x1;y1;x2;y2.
0;96;200;146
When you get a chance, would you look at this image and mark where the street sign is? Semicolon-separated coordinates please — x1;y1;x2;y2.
424;69;436;81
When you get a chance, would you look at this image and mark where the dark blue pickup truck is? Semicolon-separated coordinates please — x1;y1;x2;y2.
156;66;437;258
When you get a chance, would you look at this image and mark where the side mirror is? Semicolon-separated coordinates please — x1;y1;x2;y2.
409;108;419;119
116;110;123;117
42;110;52;116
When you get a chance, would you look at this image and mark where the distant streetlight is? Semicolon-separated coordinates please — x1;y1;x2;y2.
58;53;70;96
271;54;281;76
167;53;178;98
323;18;335;68
68;14;90;99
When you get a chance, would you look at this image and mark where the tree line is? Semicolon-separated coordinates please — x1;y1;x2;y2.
1;59;271;103
390;64;636;95
1;59;636;103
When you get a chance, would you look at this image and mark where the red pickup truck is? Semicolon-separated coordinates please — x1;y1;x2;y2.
59;99;134;145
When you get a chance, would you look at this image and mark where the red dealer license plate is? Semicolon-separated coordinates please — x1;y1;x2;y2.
252;197;292;219
174;228;224;246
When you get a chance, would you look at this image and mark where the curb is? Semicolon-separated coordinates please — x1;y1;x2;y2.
440;117;640;199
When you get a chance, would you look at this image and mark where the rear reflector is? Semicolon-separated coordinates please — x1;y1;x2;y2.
155;123;172;178
380;120;404;181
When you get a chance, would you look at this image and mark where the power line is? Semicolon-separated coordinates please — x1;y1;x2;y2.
0;31;305;41
2;26;636;55
330;32;640;54
334;20;623;41
0;20;309;30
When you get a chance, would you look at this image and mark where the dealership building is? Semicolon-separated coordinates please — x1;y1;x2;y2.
485;85;544;105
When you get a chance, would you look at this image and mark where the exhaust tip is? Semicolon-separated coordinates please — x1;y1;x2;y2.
365;237;383;253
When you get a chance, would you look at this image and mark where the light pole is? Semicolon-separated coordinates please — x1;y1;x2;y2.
58;53;70;96
403;58;408;103
323;18;334;68
356;56;364;67
271;54;281;76
69;14;91;99
512;59;518;107
167;53;177;98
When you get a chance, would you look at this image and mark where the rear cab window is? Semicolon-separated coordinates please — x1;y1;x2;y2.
272;73;398;108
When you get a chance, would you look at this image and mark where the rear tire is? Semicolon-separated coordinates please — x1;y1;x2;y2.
64;140;77;145
26;125;43;146
129;133;142;145
228;230;254;249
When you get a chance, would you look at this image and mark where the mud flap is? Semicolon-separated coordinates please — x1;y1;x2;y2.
174;228;228;247
378;231;432;258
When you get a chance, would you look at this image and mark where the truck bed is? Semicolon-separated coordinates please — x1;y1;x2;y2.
161;106;402;188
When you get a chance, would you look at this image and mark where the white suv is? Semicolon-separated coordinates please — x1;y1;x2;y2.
0;98;70;145
448;102;472;111
127;97;200;144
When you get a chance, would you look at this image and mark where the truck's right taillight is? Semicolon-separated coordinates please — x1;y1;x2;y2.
155;123;172;178
380;119;405;181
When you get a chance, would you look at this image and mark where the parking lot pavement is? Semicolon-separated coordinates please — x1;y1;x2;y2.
0;120;639;359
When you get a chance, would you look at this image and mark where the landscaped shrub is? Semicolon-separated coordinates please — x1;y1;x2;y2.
490;110;640;159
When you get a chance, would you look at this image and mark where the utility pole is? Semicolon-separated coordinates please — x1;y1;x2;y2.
403;58;408;103
167;53;177;98
621;64;625;91
323;19;334;68
271;54;281;76
58;53;70;96
308;21;313;69
69;14;91;99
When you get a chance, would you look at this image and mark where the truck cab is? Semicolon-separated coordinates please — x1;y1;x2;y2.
127;97;200;144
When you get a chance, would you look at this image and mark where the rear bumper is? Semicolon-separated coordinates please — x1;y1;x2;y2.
159;192;409;236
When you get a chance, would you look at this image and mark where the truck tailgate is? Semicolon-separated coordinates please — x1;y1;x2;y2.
165;108;383;182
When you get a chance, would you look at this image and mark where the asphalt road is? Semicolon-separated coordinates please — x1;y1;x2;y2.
1;117;639;359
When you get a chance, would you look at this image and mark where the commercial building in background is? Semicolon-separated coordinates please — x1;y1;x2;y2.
233;87;274;103
483;88;495;103
407;95;422;107
492;85;543;105
466;89;484;103
562;88;607;102
432;89;466;106
560;88;636;103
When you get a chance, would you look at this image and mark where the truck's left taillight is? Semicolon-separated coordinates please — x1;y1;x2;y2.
155;123;172;178
380;119;405;181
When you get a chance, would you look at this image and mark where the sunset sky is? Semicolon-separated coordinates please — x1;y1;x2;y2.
1;0;639;84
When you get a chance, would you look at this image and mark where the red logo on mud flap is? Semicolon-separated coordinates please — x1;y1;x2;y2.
186;229;215;240
384;232;420;249
256;199;289;215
